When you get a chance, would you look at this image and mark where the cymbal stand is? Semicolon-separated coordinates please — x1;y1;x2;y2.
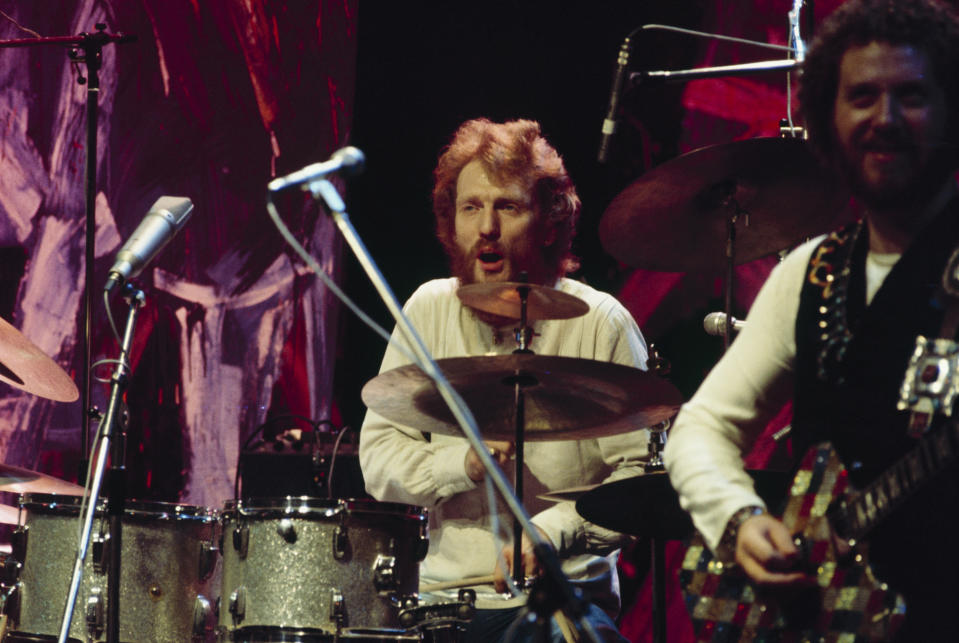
720;187;748;352
510;277;533;587
303;180;600;643
58;283;143;643
0;26;137;482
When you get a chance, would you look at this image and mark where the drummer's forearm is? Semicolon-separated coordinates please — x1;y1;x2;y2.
359;419;475;506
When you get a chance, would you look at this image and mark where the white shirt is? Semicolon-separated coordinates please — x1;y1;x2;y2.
663;236;898;551
359;277;650;612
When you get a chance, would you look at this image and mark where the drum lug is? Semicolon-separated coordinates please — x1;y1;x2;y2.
198;541;218;580
193;594;213;637
333;525;348;560
229;585;246;624
330;588;345;627
372;554;398;592
276;517;297;543
92;528;110;574
232;524;249;560
0;581;20;624
10;526;27;564
85;586;104;637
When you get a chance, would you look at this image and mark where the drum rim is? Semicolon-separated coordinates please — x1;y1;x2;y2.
17;492;217;522
223;496;427;519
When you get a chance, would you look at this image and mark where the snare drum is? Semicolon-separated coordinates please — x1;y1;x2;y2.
218;497;428;641
5;493;219;642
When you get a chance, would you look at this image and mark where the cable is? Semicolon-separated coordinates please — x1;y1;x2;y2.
265;193;421;368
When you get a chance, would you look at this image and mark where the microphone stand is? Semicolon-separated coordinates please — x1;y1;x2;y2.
57;283;143;643
306;180;600;643
0;25;137;486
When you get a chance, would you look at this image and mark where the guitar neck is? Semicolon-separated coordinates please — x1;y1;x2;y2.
830;420;958;540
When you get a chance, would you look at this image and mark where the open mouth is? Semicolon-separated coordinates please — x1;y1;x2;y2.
477;249;504;271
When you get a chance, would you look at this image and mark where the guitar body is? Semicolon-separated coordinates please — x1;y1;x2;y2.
679;444;906;642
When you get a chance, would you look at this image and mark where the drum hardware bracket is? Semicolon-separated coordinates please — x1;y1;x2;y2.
192;595;213;637
333;524;348;560
372;554;398;592
276;517;297;543
0;581;19;624
92;529;110;575
198;541;218;581
330;589;345;627
229;586;246;624
232;524;249;560
85;586;104;637
10;526;27;564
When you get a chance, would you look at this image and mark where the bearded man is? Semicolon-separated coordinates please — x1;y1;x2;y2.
360;118;650;643
664;0;959;639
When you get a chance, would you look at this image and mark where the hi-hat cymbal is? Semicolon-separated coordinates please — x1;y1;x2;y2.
0;462;84;495
457;282;590;321
0;316;79;402
362;354;682;441
575;469;790;540
599;138;850;272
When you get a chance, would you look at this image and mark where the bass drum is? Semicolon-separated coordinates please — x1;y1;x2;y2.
218;497;427;642
4;493;219;642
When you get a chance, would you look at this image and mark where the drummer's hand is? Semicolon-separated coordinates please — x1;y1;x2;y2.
465;441;514;482
494;525;552;593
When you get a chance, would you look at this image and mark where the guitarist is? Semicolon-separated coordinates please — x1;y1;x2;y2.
663;0;959;639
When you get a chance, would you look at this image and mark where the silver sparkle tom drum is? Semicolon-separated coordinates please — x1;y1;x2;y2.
218;497;428;641
5;493;219;643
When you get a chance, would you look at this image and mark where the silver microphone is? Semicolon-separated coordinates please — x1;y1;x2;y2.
703;312;747;337
105;196;195;293
268;146;365;192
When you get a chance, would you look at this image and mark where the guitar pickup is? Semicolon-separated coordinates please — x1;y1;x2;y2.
897;336;959;435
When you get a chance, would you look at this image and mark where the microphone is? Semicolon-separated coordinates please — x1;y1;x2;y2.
104;196;195;293
268;146;366;192
703;312;746;337
597;36;632;164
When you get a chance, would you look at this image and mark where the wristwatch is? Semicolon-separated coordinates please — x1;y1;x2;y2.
716;505;765;562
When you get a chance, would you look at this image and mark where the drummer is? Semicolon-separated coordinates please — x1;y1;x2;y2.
359;118;650;643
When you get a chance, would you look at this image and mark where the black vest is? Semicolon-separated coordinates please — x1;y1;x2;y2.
792;199;959;638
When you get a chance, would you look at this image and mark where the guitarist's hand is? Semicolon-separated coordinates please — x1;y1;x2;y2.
736;514;811;586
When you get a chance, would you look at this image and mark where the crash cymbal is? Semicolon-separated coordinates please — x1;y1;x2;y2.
457;282;590;321
0;463;84;495
362;354;681;441
0;316;79;402
575;468;790;540
599;137;850;272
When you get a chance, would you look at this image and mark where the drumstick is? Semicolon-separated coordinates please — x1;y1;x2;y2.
421;574;497;592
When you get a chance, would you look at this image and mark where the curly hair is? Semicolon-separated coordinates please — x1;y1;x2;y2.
798;0;959;162
431;118;581;278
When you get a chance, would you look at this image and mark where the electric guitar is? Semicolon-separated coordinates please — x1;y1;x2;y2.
678;422;959;641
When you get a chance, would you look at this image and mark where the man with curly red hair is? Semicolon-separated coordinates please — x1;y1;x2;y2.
361;118;651;642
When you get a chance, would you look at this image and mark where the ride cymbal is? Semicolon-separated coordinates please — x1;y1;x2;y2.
456;282;590;321
362;354;682;441
0;316;79;402
599;138;850;272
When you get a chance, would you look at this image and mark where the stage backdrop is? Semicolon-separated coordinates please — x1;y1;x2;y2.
0;1;357;508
